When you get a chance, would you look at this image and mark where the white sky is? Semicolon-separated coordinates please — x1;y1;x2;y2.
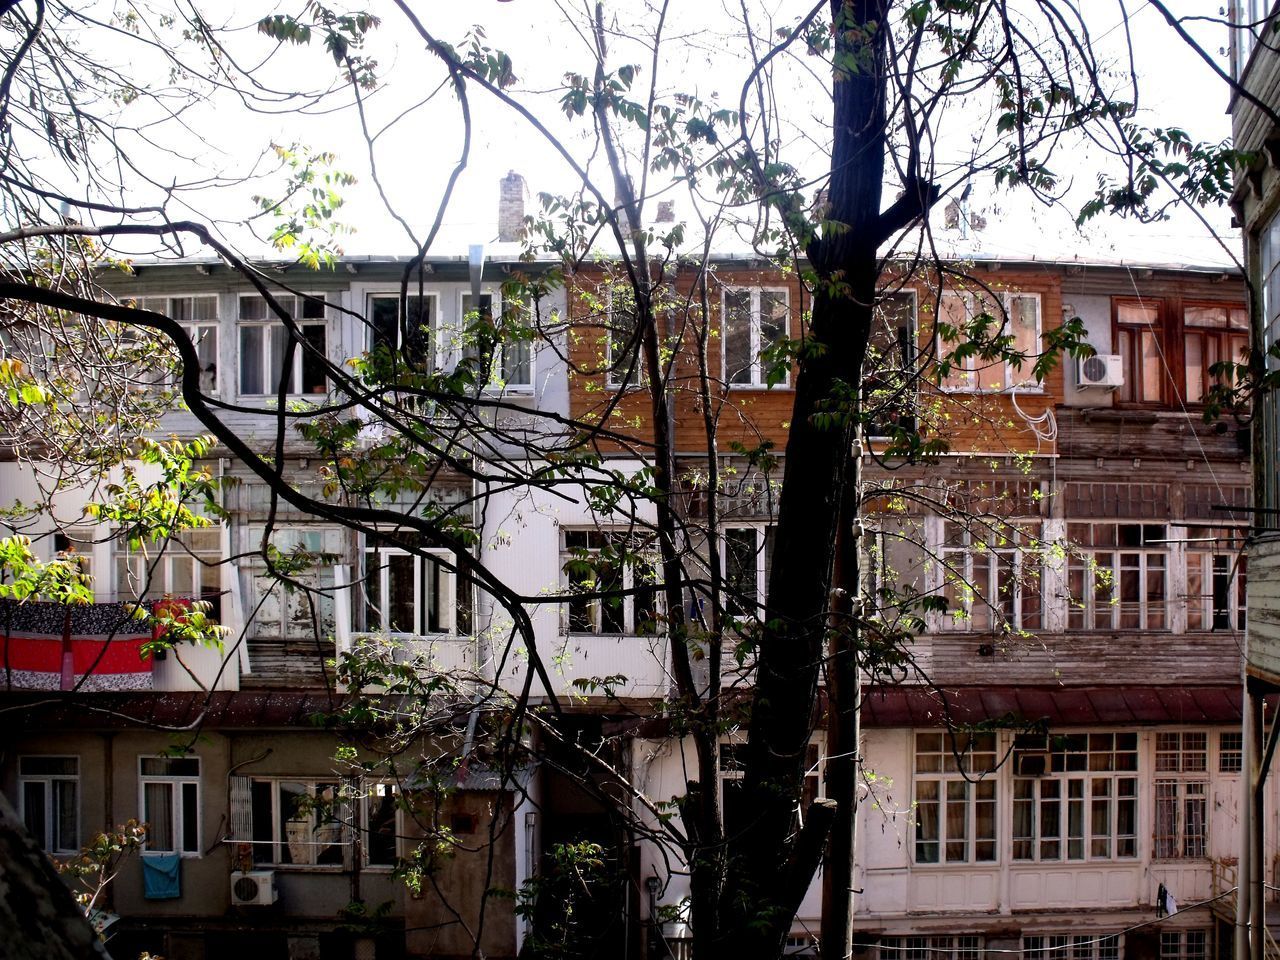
47;1;1244;269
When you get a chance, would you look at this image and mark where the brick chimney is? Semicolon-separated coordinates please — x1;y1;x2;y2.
498;170;526;242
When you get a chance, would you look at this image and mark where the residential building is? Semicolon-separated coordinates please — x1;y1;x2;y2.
0;202;1259;958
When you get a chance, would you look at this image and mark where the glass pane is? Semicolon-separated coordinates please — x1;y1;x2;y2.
945;780;969;862
724;528;759;616
279;781;311;865
366;784;399;866
1008;295;1039;383
21;757;77;776
252;780;275;864
369;295;399;353
145;782;175;851
1140;330;1162;402
54;779;77;851
181;782;199;853
23;781;47;848
300;324;328;394
239;326;264;394
386;553;416;633
1185;333;1204;402
140;757;200;777
724;290;753;384
759;291;788;381
270;325;290;393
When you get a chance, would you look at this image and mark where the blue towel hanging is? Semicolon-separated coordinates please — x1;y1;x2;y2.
142;853;181;900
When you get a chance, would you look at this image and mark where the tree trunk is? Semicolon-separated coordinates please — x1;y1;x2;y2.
717;2;888;957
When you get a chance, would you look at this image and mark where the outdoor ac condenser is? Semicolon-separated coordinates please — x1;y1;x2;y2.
230;870;278;906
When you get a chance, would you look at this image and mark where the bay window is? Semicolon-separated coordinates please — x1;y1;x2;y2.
723;287;789;387
913;731;997;864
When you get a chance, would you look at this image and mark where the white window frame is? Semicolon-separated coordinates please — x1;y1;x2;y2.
456;289;536;392
114;525;223;605
1011;732;1138;863
1160;930;1208;960
722;524;774;620
249;777;348;869
1184;528;1247;632
936;291;1043;393
1023;935;1122;960
18;755;80;855
1153;731;1209;860
138;755;202;857
912;731;998;865
560;529;660;636
135;295;220;395
718;738;822;837
1067;522;1170;631
880;937;986;960
363;537;459;636
937;520;1043;632
1220;730;1244;774
721;286;791;388
237;292;329;397
366;290;440;366
361;781;401;869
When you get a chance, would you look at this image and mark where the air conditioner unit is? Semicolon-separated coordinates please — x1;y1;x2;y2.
230;870;278;906
1077;353;1124;389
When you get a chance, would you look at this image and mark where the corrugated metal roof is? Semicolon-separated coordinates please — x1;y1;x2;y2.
0;685;1251;732
860;685;1246;727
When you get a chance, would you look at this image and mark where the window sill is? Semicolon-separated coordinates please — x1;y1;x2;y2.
253;864;346;873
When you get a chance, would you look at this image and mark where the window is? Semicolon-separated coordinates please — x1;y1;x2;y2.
561;529;658;635
139;756;201;855
239;293;328;395
881;937;984;960
137;296;219;394
460;292;533;389
1115;300;1164;405
1114;298;1247;407
115;526;222;616
1154;732;1208;859
1012;733;1137;862
1067;523;1168;630
363;532;471;636
1220;731;1244;774
250;779;345;867
19;756;79;854
1261;211;1280;512
369;292;435;367
606;288;642;388
913;731;997;864
1183;305;1248;404
723;525;774;619
1160;931;1207;960
363;782;400;867
1024;935;1121;960
723;287;789;387
939;520;1042;631
937;291;1041;392
720;741;819;843
864;291;917;438
1185;528;1247;631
